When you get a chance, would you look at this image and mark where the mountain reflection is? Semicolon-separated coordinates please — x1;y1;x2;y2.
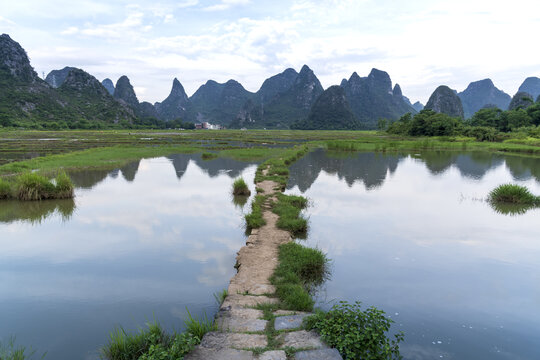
167;153;255;179
288;149;540;193
287;148;402;192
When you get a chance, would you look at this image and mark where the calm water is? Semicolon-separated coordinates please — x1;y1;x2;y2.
0;154;257;360
286;149;540;360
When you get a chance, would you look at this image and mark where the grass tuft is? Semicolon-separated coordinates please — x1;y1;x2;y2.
232;177;251;196
201;152;218;160
488;184;540;205
183;309;216;340
0;336;45;360
244;195;267;229
270;242;329;311
273;193;308;237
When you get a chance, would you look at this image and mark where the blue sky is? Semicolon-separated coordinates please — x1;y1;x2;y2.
1;0;540;104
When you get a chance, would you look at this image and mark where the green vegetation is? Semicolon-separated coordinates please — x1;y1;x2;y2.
254;145;310;189
305;301;404;360
232;177;251;196
213;289;228;306
201;152;217;160
244;195;266;230
272;193;308;236
0;337;45;360
270;242;329;311
488;184;540;205
101;322;199;360
0;198;75;223
0;171;74;201
183;310;216;340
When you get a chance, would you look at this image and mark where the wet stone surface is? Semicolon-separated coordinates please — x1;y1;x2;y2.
274;314;309;330
294;349;343;360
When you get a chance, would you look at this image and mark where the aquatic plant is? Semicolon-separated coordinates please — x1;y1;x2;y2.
183;309;216;340
101;321;199;360
232;177;251;196
304;301;403;360
213;289;228;306
0;337;45;360
488;184;539;205
271;242;329;311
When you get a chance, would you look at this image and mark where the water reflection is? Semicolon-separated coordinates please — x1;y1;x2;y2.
288;149;540;194
286;150;540;360
0;154;257;360
0;198;75;224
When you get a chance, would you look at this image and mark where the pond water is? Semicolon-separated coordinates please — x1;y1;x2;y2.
286;149;540;360
0;154;257;360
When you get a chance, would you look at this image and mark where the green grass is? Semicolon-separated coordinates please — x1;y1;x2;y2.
101;318;204;360
488;184;540;205
272;193;308;237
270;242;329;311
0;337;45;360
0;171;75;201
244;195;267;230
183;309;216;340
213;289;228;306
232;177;251;196
201;152;218;160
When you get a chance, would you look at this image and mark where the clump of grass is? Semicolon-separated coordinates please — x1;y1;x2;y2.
201;152;217;160
488;184;539;205
213;289;228;306
245;195;267;229
273;193;308;236
0;178;12;199
232;177;251;196
53;171;74;199
271;242;329;311
0;336;45;360
183;309;216;340
16;173;56;201
102;320;201;360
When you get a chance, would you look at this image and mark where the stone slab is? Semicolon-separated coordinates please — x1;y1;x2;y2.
294;348;343;360
221;295;279;309
274;314;309;330
200;332;267;350
185;347;254;360
280;330;327;350
217;317;267;332
257;350;287;360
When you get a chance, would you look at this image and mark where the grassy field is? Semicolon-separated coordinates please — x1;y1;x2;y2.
1;129;540;177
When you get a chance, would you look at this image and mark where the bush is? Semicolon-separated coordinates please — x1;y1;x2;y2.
305;301;403;360
388;110;463;137
463;126;502;142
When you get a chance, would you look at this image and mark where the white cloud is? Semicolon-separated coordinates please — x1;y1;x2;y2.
203;0;251;11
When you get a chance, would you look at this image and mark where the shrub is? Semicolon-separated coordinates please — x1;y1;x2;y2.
305;301;403;360
232;178;251;196
488;184;539;205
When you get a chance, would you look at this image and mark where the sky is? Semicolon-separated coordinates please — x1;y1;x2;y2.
1;0;540;104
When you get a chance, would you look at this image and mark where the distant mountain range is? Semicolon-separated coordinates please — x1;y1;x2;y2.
2;33;540;130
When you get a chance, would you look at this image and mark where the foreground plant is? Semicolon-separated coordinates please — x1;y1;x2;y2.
305;301;403;360
232;177;251;196
0;337;45;360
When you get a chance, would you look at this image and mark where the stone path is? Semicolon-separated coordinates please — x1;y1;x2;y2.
185;176;342;360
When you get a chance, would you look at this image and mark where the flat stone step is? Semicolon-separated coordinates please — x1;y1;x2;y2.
257;350;287;360
274;314;309;330
184;347;254;360
294;348;343;360
217;317;267;332
199;332;267;350
279;330;327;350
221;294;279;309
273;310;309;317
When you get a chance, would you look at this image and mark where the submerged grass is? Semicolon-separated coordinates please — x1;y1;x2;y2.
270;242;329;312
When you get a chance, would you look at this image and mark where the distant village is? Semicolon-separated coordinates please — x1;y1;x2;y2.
195;122;223;130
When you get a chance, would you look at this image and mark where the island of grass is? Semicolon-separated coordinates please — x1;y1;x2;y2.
0;171;74;201
232;177;251;196
488;184;540;205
